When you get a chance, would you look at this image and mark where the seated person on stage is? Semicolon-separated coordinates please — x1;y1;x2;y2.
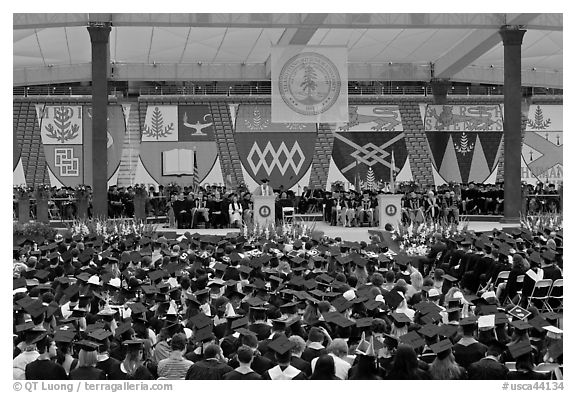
405;191;425;225
441;190;460;224
172;192;191;229
241;192;254;226
207;192;225;229
298;186;312;214
341;190;357;227
228;194;243;228
424;190;440;223
192;191;210;228
330;191;344;226
323;191;333;223
356;192;375;227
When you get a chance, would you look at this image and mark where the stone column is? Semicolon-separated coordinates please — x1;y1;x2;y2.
87;22;111;219
430;78;451;105
499;26;526;224
18;194;30;224
35;191;49;223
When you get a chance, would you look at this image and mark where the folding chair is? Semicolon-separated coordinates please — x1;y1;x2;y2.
282;206;295;224
545;279;563;313
495;270;510;287
505;362;517;372
527;279;553;312
535;363;563;380
505;274;524;305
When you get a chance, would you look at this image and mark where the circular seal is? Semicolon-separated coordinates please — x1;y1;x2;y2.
279;52;341;116
385;204;397;216
259;205;271;218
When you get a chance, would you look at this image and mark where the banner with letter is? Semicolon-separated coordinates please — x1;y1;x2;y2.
271;45;348;123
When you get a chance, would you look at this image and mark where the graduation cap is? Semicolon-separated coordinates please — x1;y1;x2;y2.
123;339;145;349
430;339;453;357
384;290;404;310
53;329;76;343
437;324;458;339
15;322;34;333
478;304;498;316
442;274;458;283
528;316;550;333
315;273;334;283
34;270;51;281
510;319;532;332
495;312;509;326
231;316;249;330
391;312;411;324
193;326;216;344
356;317;374;328
24;300;47;318
268;335;295;355
399;331;425;349
234;328;256;337
421;310;443;325
13;277;27;290
76;340;100;352
88;328;113;343
507;305;531;320
324;312;355;328
189;313;213;330
148;270;166;282
328;296;351;313
419;324;441;339
335;255;352;265
459;316;478;327
115;321;133;337
508;340;532;359
127;302;148;315
394;254;410;267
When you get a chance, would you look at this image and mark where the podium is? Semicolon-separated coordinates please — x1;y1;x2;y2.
254;195;276;228
377;194;403;229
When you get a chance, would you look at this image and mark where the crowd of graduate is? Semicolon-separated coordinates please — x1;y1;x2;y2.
13;221;563;380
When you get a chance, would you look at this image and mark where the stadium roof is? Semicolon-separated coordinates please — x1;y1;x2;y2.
13;13;562;88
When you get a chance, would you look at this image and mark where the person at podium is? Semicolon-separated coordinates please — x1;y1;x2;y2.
253;178;273;196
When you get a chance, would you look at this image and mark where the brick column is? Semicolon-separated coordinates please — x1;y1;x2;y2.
87;22;111;219
499;26;526;224
430;78;451;105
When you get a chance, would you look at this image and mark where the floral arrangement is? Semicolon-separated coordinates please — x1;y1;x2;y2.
392;221;466;256
14;184;33;197
13;221;57;241
165;182;180;196
331;181;345;192
35;184;52;199
75;184;90;199
241;220;317;243
67;218;155;240
133;183;148;197
520;212;562;234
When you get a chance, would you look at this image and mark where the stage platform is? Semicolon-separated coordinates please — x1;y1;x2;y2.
150;220;518;243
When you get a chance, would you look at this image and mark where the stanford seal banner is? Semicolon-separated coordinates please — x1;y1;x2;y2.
271;45;348;123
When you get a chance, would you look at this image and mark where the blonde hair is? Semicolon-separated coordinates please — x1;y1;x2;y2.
410;271;424;291
78;349;98;367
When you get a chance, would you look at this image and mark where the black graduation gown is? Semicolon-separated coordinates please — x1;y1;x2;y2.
223;370;262;380
25;359;68;380
453;342;487;370
69;366;106;380
97;356;122;378
467;358;509;379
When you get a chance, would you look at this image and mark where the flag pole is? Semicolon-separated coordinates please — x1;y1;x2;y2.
193;146;198;194
390;150;396;194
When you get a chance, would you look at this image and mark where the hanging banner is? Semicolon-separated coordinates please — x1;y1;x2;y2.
139;105;218;187
521;105;562;186
36;105;84;187
234;104;317;189
271;45;348;123
422;104;504;184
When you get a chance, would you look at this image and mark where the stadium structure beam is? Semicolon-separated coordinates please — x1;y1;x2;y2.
14;62;561;89
13;13;562;31
434;14;541;79
264;13;328;78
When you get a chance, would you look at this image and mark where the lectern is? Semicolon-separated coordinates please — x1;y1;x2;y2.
254;195;276;227
377;194;403;229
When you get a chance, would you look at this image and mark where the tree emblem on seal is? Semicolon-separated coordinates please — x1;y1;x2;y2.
279;52;341;116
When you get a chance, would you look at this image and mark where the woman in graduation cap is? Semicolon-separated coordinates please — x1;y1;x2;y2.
69;340;106;380
107;340;155;380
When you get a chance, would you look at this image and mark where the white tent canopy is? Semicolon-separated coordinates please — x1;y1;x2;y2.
13;13;562;88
